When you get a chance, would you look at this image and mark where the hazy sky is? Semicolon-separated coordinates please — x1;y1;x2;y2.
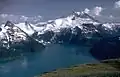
0;0;120;21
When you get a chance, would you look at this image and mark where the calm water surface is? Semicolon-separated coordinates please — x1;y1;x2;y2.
0;44;98;77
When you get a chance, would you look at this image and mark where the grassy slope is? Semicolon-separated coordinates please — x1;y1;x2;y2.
35;58;120;77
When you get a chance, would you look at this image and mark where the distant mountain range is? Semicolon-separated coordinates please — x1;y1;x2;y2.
0;11;120;59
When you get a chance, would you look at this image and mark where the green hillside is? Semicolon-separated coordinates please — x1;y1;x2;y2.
35;58;120;77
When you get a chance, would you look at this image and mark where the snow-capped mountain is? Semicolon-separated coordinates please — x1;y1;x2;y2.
0;21;45;58
32;12;120;45
0;11;120;56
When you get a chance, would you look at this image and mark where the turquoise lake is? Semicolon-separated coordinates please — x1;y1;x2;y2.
0;44;98;77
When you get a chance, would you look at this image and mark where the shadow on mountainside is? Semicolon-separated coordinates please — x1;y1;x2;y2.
90;36;120;70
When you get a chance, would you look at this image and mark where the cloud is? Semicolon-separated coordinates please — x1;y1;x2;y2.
114;0;120;8
91;6;104;16
0;14;42;24
109;15;114;18
84;6;104;16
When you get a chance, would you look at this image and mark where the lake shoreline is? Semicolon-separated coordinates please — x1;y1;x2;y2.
36;58;120;77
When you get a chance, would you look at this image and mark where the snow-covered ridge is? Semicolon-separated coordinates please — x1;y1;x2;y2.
1;11;120;58
0;20;45;58
0;11;120;47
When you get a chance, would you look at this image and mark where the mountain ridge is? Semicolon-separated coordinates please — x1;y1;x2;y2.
0;11;120;57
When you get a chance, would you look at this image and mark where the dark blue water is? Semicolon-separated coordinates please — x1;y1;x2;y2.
0;44;98;77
